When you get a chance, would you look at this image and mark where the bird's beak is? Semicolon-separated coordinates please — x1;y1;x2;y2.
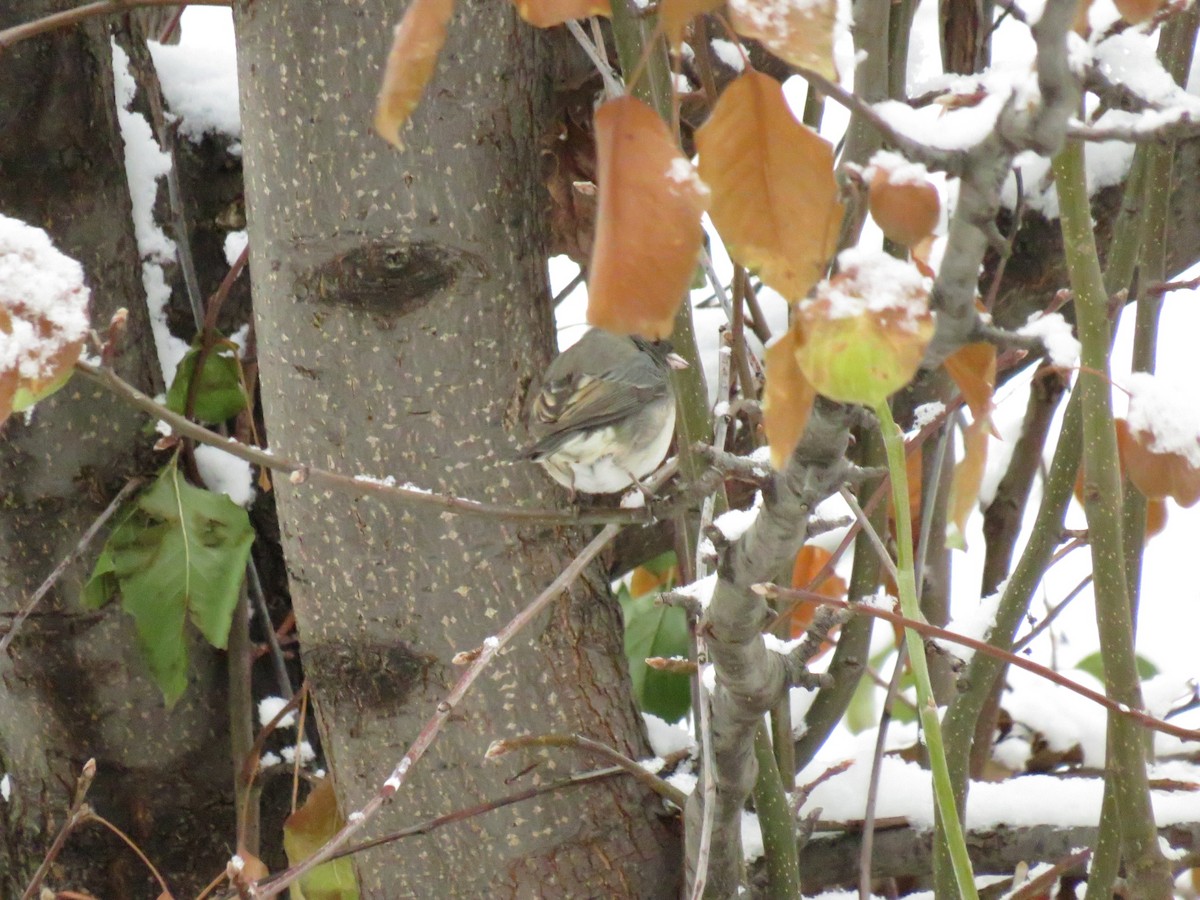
666;352;689;370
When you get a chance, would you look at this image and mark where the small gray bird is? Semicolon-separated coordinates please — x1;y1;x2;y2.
524;328;684;495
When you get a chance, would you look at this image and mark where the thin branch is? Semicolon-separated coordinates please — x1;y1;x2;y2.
20;759;97;900
246;516;632;898
566;19;623;99
1;477;144;655
790;63;969;176
761;587;1200;744
859;640;909;900
73;360;654;526
83;812;173;897
1068;112;1200;143
1147;273;1200;296
0;0;232;51
327;755;688;861
486;733;688;807
838;486;899;581
246;561;294;700
1012;573;1092;653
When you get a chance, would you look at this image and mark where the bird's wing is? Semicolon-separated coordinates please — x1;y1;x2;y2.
526;357;668;454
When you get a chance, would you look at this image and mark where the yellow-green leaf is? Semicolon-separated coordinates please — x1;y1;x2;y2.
284;779;361;900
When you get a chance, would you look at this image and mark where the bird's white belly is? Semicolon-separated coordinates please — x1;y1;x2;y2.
542;404;676;494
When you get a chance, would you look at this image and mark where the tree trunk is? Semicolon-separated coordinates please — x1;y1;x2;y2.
232;0;680;894
0;7;232;896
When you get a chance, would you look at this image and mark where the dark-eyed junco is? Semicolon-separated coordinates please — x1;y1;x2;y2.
524;328;685;495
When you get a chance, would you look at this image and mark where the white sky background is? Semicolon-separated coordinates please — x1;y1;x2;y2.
163;3;1200;884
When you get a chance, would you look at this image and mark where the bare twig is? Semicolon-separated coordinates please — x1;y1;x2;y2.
73;360;655;526
328;752;689;861
0;0;231;51
20;759;97;900
84;811;173;897
760;586;1200;744
486;732;688;807
859;640;909;900
566;19;623;99
790;64;969;176
244;507;642;898
838;487;899;581
246;561;294;700
1;478;144;655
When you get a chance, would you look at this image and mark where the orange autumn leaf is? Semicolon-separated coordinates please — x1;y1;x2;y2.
730;0;837;79
696;71;843;301
515;0;610;27
1117;418;1200;508
630;560;679;597
587;96;708;339
867;155;940;248
1113;0;1163;25
944;342;996;422
946;416;989;550
374;0;456;150
788;544;847;637
763;326;816;469
1073;421;1169;540
1073;0;1095;34
660;0;723;46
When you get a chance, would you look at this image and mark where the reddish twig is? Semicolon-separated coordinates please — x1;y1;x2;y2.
0;0;231;51
761;586;1200;744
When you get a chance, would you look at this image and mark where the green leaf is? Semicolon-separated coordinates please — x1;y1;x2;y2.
165;338;247;423
81;545;119;609
283;779;361;900
97;457;254;706
1075;651;1158;682
620;588;691;723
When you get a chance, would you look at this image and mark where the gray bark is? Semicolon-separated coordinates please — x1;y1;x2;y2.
0;6;232;896
232;0;678;894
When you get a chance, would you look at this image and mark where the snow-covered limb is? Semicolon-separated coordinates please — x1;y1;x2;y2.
926;0;1081;368
683;402;855;895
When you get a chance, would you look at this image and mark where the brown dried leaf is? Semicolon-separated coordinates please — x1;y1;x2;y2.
696;71;842;301
947;416;989;550
374;0;456;150
1113;0;1163;25
763;326;816;469
1118;418;1200;508
661;0;723;47
868;165;940;248
587;96;708;339
944;342;996;422
515;0;610;27
730;0;837;79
